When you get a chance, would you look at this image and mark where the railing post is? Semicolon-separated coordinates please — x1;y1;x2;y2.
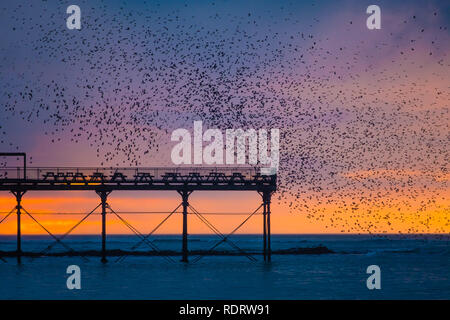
23;154;26;180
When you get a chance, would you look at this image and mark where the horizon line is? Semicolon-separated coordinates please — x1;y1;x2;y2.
0;233;447;236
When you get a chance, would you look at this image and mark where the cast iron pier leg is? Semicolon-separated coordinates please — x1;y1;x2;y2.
12;190;26;264
179;189;190;263
266;192;272;262
97;190;110;263
263;196;267;262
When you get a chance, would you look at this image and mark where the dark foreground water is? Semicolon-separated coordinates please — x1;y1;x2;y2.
0;234;448;299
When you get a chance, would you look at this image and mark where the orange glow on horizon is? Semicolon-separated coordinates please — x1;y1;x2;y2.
0;190;448;235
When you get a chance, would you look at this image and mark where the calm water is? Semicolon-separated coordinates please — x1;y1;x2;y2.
0;234;449;299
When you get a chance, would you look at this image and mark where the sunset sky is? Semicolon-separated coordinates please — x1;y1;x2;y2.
0;0;448;235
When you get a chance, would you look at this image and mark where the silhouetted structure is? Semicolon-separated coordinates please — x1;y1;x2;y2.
0;162;276;263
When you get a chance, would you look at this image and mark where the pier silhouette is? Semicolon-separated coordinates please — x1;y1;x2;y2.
0;154;276;263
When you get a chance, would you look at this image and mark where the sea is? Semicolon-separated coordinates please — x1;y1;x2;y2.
0;234;448;300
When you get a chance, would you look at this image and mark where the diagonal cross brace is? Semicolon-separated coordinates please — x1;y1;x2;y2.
107;204;175;263
0;206;17;225
191;203;263;264
0;206;20;262
21;207;89;261
115;203;182;263
35;203;102;258
188;204;257;262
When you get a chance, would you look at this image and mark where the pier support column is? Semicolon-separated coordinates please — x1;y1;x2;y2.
262;191;272;262
178;189;191;263
96;190;110;263
263;196;267;262
266;192;272;262
12;190;26;264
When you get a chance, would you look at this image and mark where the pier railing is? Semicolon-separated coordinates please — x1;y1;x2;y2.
0;166;261;180
0;166;277;190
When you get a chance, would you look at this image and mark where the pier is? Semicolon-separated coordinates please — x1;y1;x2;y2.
0;155;276;263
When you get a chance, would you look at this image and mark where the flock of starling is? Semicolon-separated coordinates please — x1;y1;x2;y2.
0;1;448;234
